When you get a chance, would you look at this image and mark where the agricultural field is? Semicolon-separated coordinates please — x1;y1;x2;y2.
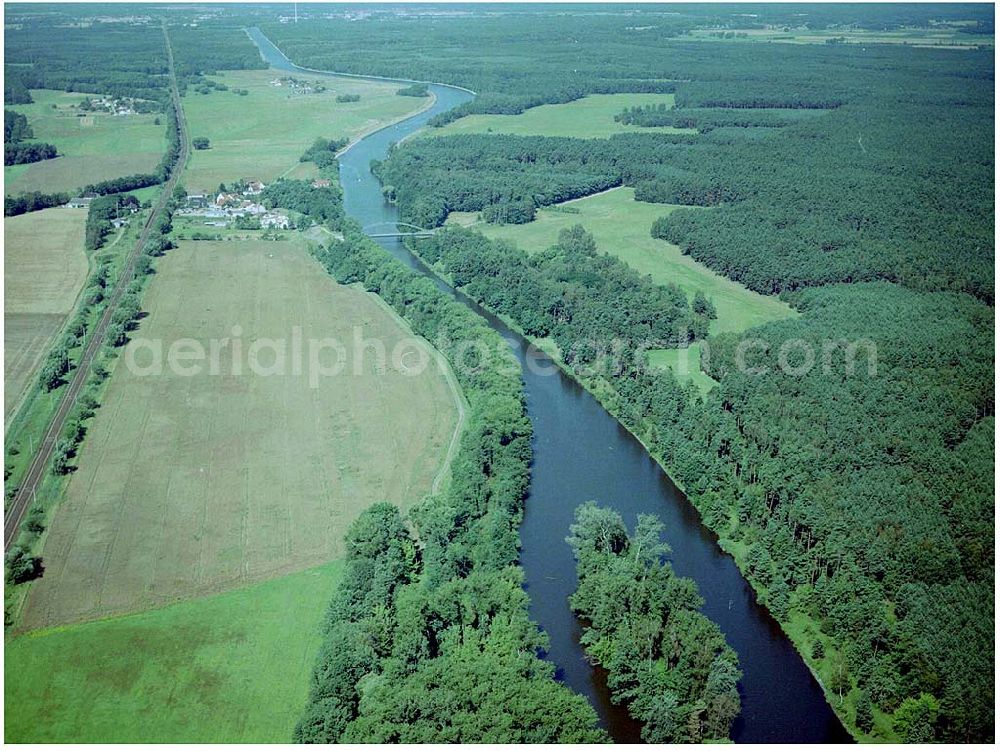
5;560;341;743
425;93;695;139
18;238;459;630
686;25;993;48
448;187;795;335
180;69;427;192
4;90;166;196
3;207;89;418
646;344;717;395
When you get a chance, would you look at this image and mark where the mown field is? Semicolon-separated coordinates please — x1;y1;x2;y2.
425;93;695;139
4;89;166;196
4;207;89;418
180;68;426;191
18;238;459;630
6;560;341;743
646;343;717;396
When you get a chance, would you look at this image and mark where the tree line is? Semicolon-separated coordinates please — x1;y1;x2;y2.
294;220;608;742
615;104;820;132
4;109;58;166
418;224;711;353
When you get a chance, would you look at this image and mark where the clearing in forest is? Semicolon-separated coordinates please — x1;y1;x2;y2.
4;207;89;418
180;68;427;190
5;560;341;743
4;90;166;196
425;93;696;139
448;187;795;391
18;239;459;630
448;187;795;335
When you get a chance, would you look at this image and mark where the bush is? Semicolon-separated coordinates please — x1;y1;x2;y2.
6;546;42;584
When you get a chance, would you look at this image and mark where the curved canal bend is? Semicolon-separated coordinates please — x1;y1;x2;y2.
248;28;850;744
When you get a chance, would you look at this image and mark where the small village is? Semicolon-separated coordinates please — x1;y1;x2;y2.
177;179;290;229
269;76;327;95
77;95;157;116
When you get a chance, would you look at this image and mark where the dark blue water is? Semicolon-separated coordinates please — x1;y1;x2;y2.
248;27;850;744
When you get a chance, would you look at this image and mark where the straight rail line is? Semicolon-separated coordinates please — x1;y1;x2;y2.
4;22;190;553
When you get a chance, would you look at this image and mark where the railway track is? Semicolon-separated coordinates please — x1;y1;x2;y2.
4;23;190;553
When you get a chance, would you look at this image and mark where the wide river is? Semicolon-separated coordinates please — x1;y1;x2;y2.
248;27;851;744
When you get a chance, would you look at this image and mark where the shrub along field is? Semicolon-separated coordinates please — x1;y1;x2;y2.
5;560;341;743
4;207;89;418
18;238;459;631
424;93;694;139
4;90;166;196
179;69;426;192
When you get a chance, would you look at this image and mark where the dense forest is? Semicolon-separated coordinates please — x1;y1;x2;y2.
405;224;994;742
296;220;607;743
417;224;710;348
568;502;742;742
265;7;996;741
4;20;169;102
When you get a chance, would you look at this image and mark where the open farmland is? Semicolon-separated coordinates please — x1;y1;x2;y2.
4;90;166;196
6;560;341;743
180;68;427;191
19;239;459;630
4;207;89;418
425;93;695;139
448;187;795;336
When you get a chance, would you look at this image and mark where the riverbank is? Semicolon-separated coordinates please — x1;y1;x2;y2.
250;26;853;744
399;235;859;742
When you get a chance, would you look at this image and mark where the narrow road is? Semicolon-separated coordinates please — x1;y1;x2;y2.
4;22;190;552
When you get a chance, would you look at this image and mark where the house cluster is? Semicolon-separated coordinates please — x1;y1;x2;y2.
178;180;289;229
269;76;326;95
67;192;99;209
78;96;146;116
67;192;137;228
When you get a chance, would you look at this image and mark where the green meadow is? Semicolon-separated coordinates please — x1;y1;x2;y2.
449;188;794;391
180;68;424;191
425;93;696;139
646;344;718;395
449;187;795;336
4;89;166;195
5;561;341;743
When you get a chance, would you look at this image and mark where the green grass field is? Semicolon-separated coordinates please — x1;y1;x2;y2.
4;207;89;418
687;25;992;48
647;344;717;395
5;560;341;743
4;89;166;196
449;188;795;336
425;93;696;139
448;188;793;389
180;69;426;192
19;238;459;630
